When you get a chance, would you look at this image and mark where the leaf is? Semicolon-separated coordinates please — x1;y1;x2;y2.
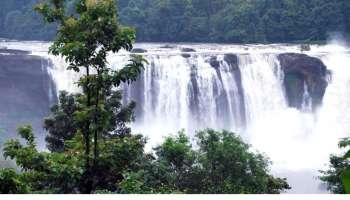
344;150;350;160
339;138;350;148
342;169;350;194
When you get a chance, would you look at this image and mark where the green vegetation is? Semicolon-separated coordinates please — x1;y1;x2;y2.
34;0;145;193
0;0;56;40
0;168;29;194
120;130;290;194
0;0;350;43
320;138;350;194
0;127;290;193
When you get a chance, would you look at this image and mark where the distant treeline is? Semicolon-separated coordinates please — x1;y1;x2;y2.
1;0;350;43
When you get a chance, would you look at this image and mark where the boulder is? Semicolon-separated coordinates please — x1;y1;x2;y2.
181;53;191;58
181;48;196;52
160;44;176;49
224;54;240;71
131;48;147;53
209;56;220;69
300;44;311;52
181;48;195;58
278;53;328;110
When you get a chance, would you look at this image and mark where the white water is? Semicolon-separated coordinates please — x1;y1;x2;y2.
2;41;350;193
238;54;287;125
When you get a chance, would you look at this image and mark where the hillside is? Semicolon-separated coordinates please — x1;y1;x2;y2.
0;0;349;43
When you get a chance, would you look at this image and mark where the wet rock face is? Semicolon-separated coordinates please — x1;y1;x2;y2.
209;56;220;69
278;53;328;110
224;54;240;71
207;54;246;128
0;50;57;148
223;54;245;127
131;48;147;53
181;48;196;52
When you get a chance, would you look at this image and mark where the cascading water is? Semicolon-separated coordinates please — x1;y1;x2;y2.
120;53;246;142
301;82;313;112
2;41;350;193
238;53;287;127
315;45;350;139
312;44;350;165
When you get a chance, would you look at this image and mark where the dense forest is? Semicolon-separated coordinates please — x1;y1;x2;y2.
0;0;350;43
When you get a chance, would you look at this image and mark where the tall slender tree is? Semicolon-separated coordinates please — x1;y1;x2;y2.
35;0;146;193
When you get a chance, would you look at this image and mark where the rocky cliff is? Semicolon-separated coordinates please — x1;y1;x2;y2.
278;53;328;110
0;49;57;149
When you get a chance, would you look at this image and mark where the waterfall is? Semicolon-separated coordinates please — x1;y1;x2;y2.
301;82;312;112
46;54;83;94
30;43;350;162
234;53;317;172
125;54;245;142
3;41;350;193
238;53;287;126
313;44;350;160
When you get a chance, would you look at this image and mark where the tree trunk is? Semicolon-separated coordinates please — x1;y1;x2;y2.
82;66;92;194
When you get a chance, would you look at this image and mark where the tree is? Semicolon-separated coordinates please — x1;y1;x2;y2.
1;125;83;193
44;89;136;153
1;122;146;194
34;0;146;193
1;0;350;43
0;0;146;194
0;168;29;194
320;138;350;194
44;91;78;153
120;129;291;194
195;129;290;194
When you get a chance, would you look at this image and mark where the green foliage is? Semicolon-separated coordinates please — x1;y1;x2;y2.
1;122;146;193
33;0;146;194
44;91;78;152
17;125;35;146
320;155;347;194
320;137;350;194
1;0;350;43
340;138;350;194
44;89;138;153
120;129;291;194
0;0;56;40
0;0;147;194
342;169;350;194
0;168;29;194
1;125;83;193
